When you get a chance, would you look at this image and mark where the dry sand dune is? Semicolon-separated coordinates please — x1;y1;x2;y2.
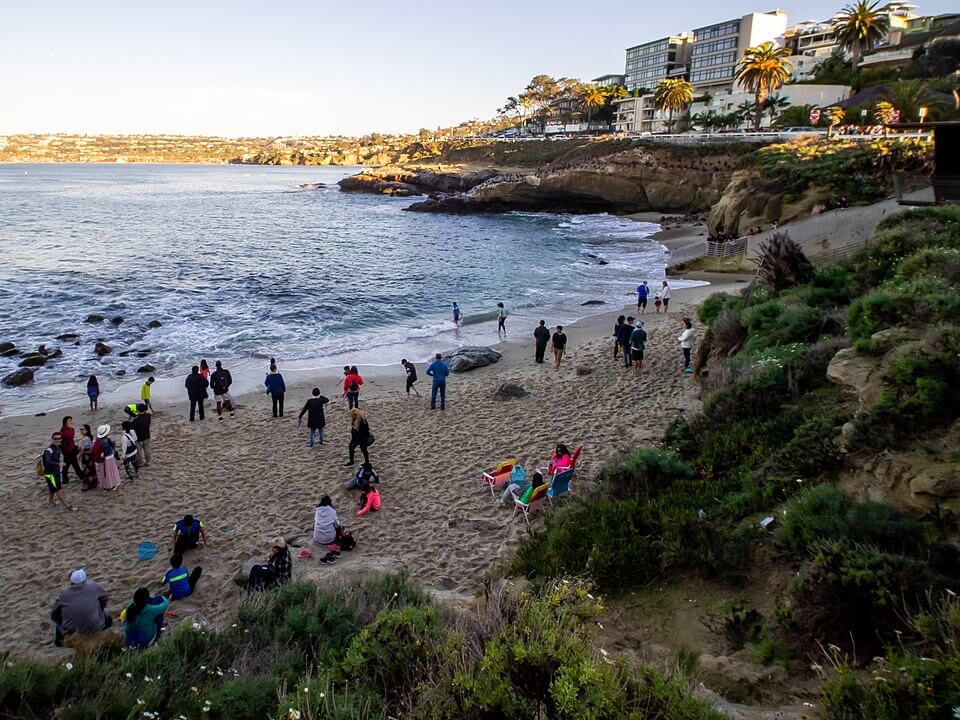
0;280;741;659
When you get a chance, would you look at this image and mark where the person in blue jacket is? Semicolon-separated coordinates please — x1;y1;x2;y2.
425;353;450;411
264;363;287;418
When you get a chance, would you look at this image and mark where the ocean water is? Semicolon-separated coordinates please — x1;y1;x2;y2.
0;164;672;415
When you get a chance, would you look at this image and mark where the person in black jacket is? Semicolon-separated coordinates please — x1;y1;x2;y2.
210;361;235;420
298;388;330;447
131;404;152;466
617;317;635;369
184;366;209;421
346;408;372;467
533;320;550;364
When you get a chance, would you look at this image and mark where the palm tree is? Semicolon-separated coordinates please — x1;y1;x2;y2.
885;79;926;122
736;101;756;127
833;0;890;74
826;106;846;137
579;85;607;123
735;42;792;130
653;79;694;133
764;95;791;125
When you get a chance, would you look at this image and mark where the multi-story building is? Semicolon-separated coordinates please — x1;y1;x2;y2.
592;74;626;88
860;12;959;70
623;34;693;92
612;95;672;134
689;11;789;93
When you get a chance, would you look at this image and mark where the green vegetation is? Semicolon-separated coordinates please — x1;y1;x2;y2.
0;576;723;720
734;42;792;130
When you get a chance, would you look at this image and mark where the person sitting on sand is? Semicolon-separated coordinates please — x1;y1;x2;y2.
298;387;330;447
42;431;78;511
51;569;111;647
247;538;293;591
171;514;209;555
401;359;420;396
161;554;202;601
357;485;381;517
313;496;340;545
346;461;379;491
122;587;168;649
346;408;373;467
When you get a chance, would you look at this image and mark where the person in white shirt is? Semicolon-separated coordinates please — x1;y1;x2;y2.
660;280;671;313
678;318;696;374
120;421;140;478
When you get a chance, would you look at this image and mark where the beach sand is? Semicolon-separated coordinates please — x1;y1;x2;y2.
0;275;749;659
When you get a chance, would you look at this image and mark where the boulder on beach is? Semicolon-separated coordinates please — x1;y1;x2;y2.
580;300;606;306
55;333;79;341
95;342;112;356
493;383;528;401
444;346;502;373
0;341;17;357
576;365;594;376
85;314;105;323
47;348;63;359
19;353;48;368
135;349;152;357
3;368;35;387
110;316;124;325
137;364;156;374
147;320;162;329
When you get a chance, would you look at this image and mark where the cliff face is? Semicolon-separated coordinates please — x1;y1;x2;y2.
341;146;742;215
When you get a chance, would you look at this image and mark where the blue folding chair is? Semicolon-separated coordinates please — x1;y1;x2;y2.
547;469;574;507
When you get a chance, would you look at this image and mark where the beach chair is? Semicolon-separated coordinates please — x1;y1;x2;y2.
481;458;517;499
513;483;549;527
569;445;583;470
547;468;574;507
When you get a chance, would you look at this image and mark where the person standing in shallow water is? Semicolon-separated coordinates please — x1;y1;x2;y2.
497;302;508;336
533;320;550;364
265;364;286;418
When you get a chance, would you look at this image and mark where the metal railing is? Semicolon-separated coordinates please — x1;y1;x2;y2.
667;237;748;265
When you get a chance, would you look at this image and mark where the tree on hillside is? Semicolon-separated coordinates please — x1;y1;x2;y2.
873;99;897;126
735;42;792;130
603;85;628;101
579;85;607;122
826;106;846;137
498;95;534;128
653;79;694;132
778;104;815;127
885;79;928;122
737;101;756;126
833;0;890;74
919;39;960;78
764;95;791;124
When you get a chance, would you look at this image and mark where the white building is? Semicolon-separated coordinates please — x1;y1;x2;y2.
689;11;790;94
688;84;852;128
612;95;673;133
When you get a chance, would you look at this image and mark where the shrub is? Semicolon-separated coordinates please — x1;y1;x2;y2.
764;416;843;477
205;677;278;720
601;448;694;500
753;232;815;294
698;292;744;326
775;486;927;556
897;246;960;284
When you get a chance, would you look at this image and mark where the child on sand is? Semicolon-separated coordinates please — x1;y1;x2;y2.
86;375;100;411
357;485;381;516
161;554;202;600
171;514;209;555
401;359;420;396
42;431;78;511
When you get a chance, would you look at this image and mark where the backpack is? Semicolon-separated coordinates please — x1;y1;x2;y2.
35;453;45;477
338;529;357;551
123;432;139;456
349;380;359;393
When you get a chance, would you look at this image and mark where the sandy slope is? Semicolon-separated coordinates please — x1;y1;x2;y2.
0;279;745;659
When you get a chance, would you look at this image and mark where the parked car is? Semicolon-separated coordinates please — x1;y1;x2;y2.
779;126;825;137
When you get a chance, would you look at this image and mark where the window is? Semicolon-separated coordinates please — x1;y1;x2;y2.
690;66;734;83
692;36;738;56
693;21;739;42
691;51;736;69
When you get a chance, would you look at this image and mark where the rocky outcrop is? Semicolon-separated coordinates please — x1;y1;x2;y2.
0;342;17;357
707;169;832;235
338;167;498;197
18;353;48;368
3;368;35;387
94;342;112;356
493;383;527;401
445;346;502;373
85;314;105;323
400;146;738;215
137;364;157;374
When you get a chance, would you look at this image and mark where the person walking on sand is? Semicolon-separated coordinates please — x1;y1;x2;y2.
346;408;373;466
92;424;122;491
343;366;363;409
265;363;286;417
79;424;98;490
426;352;449;410
140;376;154;411
678;317;696;374
401;359;420;396
298;387;329;447
637;281;650;314
59;416;84;485
617;317;635;369
552;325;567;370
185;366;208;422
86;375;100;412
659;280;671;313
534;320;550;364
210;361;235;420
131;403;151;467
497;302;508;336
42;431;78;511
630;320;648;375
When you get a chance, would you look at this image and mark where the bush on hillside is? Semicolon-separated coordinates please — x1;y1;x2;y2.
697;292;745;326
753;232;815;295
897;246;960;284
600;449;694;500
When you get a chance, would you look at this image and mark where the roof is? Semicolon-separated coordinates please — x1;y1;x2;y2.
829;85;956;109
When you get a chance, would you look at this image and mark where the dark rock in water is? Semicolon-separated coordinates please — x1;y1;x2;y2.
55;333;79;341
3;368;35;386
137;364;157;374
576;365;594;377
38;344;48;354
85;314;105;323
35;412;47;417
598;259;609;266
580;300;606;306
115;369;127;376
298;182;325;190
135;349;152;358
19;353;48;367
95;342;112;356
110;316;124;325
118;350;133;357
47;348;63;359
493;383;528;401
0;342;14;354
147;320;162;329
444;346;502;373
0;347;17;357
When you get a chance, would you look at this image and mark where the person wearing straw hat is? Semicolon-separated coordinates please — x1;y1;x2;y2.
92;424;122;491
51;569;111;646
246;537;292;591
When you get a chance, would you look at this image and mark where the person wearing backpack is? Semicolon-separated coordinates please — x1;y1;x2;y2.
343;366;363;409
93;424;122;491
120;421;139;479
210;361;235;420
41;431;78;511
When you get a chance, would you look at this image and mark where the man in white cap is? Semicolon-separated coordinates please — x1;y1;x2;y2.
50;569;111;646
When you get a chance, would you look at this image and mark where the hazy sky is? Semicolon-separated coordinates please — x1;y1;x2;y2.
1;0;953;137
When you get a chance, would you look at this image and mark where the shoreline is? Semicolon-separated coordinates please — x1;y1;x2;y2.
0;272;749;660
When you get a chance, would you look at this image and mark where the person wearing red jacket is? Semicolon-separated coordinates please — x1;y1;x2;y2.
357;486;381;517
343;366;363;409
59;416;84;484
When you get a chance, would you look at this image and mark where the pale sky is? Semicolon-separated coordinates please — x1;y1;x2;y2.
1;0;953;137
